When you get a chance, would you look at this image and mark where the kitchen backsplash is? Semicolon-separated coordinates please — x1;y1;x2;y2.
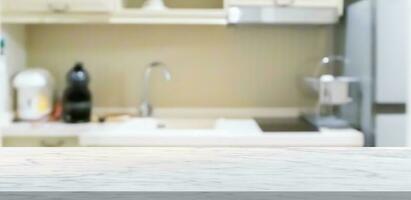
27;25;334;108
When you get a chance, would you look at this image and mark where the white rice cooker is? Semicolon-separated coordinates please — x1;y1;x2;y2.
13;69;53;121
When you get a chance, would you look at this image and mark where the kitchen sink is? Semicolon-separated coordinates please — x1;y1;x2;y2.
89;118;262;135
155;118;216;130
79;118;266;146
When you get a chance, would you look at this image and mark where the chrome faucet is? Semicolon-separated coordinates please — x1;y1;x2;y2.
139;61;172;117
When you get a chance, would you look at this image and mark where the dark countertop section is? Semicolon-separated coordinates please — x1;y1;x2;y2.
255;117;319;132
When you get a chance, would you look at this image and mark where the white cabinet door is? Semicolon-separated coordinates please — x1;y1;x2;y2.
1;0;116;13
228;0;342;6
1;0;51;12
67;0;116;12
227;0;343;15
376;114;407;147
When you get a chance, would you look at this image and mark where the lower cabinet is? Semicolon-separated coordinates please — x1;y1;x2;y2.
375;114;407;147
2;137;79;147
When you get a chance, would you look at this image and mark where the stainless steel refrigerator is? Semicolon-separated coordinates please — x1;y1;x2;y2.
343;0;409;146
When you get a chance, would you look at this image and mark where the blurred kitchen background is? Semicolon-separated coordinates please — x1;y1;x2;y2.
0;0;409;147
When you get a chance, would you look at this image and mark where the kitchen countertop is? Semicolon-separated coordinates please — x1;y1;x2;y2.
0;121;364;147
0;107;303;138
0;108;364;147
0;148;410;191
0;107;302;135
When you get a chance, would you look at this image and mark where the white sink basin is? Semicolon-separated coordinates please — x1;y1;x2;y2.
80;118;263;146
156;118;217;130
85;118;262;135
79;118;363;147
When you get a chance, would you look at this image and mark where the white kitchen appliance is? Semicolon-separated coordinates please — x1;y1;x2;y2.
13;69;53;121
342;0;410;147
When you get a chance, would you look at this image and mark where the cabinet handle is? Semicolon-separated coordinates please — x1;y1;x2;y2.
274;0;295;7
40;140;65;147
48;2;70;13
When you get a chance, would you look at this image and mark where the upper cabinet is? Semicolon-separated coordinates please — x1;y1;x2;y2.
0;0;343;25
112;0;226;25
2;0;51;12
226;0;344;24
1;0;118;13
226;0;343;14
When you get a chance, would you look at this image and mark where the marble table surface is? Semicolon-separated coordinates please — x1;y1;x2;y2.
0;148;410;191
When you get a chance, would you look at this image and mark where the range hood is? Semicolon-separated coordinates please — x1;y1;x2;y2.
228;6;340;25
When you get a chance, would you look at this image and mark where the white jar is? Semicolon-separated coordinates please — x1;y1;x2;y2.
13;69;53;121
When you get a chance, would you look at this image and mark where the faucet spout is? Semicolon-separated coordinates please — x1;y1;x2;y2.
139;61;172;117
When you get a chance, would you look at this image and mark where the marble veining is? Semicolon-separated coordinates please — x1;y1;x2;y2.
0;148;410;191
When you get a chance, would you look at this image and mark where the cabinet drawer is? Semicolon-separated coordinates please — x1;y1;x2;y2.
3;137;79;147
1;0;116;13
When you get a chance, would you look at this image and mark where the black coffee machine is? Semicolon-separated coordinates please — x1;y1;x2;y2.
63;63;92;123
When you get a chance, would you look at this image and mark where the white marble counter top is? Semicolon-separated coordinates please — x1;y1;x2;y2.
0;148;410;191
0;108;364;147
0;121;364;147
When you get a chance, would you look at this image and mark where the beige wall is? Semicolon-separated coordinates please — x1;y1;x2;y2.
27;25;334;108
